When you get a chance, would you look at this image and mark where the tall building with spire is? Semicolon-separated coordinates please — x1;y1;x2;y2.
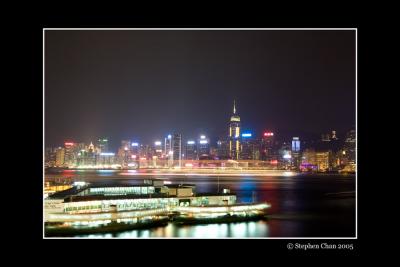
228;100;241;159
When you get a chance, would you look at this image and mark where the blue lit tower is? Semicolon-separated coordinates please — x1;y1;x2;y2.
228;100;241;159
291;137;301;169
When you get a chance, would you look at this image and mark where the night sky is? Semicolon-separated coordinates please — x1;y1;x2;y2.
45;30;355;150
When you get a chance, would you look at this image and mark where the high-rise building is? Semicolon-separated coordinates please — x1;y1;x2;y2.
301;148;332;172
216;139;230;159
228;100;241;159
172;133;182;167
209;146;218;158
185;140;197;160
97;138;109;153
139;145;151;159
55;147;65;167
85;142;97;166
278;142;292;169
118;140;132;166
121;140;131;151
131;141;140;157
79;148;97;167
315;151;333;172
301;148;316;171
97;152;116;167
153;140;163;158
45;147;57;167
76;142;86;152
165;134;172;157
344;129;356;164
291;137;301;169
87;141;95;154
197;135;210;158
64;141;76;167
261;132;277;162
240;132;259;160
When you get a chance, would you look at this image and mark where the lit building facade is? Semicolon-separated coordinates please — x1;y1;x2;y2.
228;101;241;159
240;133;260;160
130;142;140;164
315;151;332;172
197;135;210;158
147;140;162;167
45;147;57;167
118;140;132;166
185;140;197;160
55;147;65;167
76;149;96;167
97;152;117;167
172;133;182;167
291;137;301;169
301;149;317;171
261;132;278;163
344;129;356;165
64;142;76;166
139;145;151;159
278;142;292;169
216;139;230;159
97;138;109;153
164;135;172;166
164;135;172;157
301;148;333;172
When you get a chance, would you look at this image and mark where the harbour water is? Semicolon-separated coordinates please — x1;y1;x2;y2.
45;170;356;238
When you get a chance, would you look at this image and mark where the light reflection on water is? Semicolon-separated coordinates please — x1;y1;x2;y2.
77;221;269;238
47;172;355;238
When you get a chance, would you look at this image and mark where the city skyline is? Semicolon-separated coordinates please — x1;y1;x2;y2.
44;28;357;239
45;30;356;149
45;99;354;151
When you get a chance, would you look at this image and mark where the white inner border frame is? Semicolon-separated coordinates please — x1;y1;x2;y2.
43;28;357;239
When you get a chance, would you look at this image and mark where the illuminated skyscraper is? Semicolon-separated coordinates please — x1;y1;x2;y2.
261;132;278;163
216;139;229;159
240;132;259;160
97;138;109;153
85;141;97;166
185;140;197;160
153;140;163;158
172;133;182;167
165;134;172;157
45;147;57;167
131;142;140;158
119;140;132;166
197;135;210;158
291;137;301;169
64;141;76;166
55;147;65;167
97;152;116;167
228;100;241;159
139;145;151;159
344;129;356;165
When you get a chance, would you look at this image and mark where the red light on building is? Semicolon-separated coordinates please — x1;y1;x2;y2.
64;142;74;146
270;160;278;164
263;132;274;137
